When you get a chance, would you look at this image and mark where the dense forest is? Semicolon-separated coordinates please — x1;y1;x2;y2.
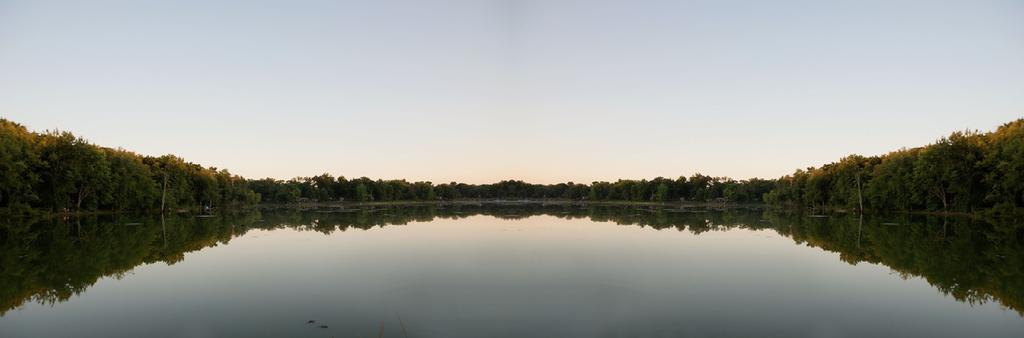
1;117;1022;214
0;118;773;213
0;119;259;213
765;119;1024;215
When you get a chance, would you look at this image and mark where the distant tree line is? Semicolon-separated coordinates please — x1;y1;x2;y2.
765;119;1024;214
248;175;776;204
0;119;259;213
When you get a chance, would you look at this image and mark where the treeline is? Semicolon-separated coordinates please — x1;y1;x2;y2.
765;119;1024;214
5;116;1024;214
249;175;776;204
0;118;782;214
0;119;259;213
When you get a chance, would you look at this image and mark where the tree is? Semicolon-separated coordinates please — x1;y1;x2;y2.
36;132;112;211
0;119;40;209
913;132;986;212
688;173;713;201
654;183;669;202
311;173;337;201
355;183;371;202
984;120;1024;212
104;148;158;211
866;149;920;211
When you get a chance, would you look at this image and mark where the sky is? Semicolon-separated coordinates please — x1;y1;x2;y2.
1;0;1022;184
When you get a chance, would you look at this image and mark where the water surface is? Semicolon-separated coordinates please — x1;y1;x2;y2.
1;205;1022;337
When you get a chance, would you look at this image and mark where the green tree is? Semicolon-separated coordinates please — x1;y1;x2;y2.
0;119;40;209
103;148;158;211
36;132;112;211
866;149;920;210
355;183;371;202
984;120;1024;212
913;132;986;211
311;173;337;201
654;183;669;202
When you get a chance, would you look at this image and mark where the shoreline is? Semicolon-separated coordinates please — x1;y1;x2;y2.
257;199;769;209
0;200;1001;220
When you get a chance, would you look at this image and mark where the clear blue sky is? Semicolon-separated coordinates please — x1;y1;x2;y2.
1;0;1021;183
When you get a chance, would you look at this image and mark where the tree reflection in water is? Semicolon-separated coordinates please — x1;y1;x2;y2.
1;204;1021;316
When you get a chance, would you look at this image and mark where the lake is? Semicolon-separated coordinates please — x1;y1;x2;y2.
1;204;1022;337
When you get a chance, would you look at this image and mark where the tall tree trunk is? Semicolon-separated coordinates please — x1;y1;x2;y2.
937;188;946;209
933;186;948;212
940;189;948;211
161;173;167;213
856;172;864;214
76;186;90;211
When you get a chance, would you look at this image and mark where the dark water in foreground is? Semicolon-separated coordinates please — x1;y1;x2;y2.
1;204;1022;337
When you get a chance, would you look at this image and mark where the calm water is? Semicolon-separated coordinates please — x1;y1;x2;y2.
1;204;1022;337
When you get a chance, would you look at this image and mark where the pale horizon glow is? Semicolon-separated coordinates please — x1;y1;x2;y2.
1;0;1022;184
